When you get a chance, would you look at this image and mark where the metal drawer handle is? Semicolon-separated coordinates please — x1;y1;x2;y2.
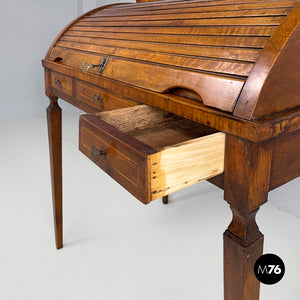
54;78;62;86
81;56;109;74
91;146;106;162
93;94;103;104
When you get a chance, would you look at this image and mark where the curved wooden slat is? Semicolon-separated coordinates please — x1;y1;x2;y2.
102;57;244;112
70;24;277;36
94;1;295;17
77;16;285;27
103;0;291;12
51;44;254;76
65;30;269;48
86;7;291;22
59;35;261;61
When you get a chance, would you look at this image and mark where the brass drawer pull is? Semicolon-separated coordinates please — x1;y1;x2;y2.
91;146;106;162
93;94;103;104
81;56;109;74
54;78;62;86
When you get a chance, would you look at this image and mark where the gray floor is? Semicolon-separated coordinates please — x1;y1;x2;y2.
0;112;299;300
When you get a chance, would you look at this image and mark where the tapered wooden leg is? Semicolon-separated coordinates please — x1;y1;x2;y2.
162;195;168;204
47;96;63;249
224;207;263;300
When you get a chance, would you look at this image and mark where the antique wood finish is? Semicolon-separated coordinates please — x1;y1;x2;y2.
207;173;224;190
136;0;163;2
43;1;300;299
224;224;264;300
47;96;63;250
162;195;169;205
224;135;273;213
223;135;272;300
270;129;300;190
210;128;300;193
46;0;296;115
76;80;138;111
79;105;225;203
42;59;300;143
234;2;300;119
79;114;154;202
50;71;73;97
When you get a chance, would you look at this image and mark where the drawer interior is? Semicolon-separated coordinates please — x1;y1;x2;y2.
96;105;217;150
81;105;225;203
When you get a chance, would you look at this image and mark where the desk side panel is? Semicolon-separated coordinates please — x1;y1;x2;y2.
270;129;300;190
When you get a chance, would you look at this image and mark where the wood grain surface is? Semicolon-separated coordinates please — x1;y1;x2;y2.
46;0;297;117
80;106;225;203
43;2;300;300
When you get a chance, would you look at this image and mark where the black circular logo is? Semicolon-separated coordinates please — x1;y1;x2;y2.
254;254;285;285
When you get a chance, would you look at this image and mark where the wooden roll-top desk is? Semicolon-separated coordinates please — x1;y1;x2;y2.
42;0;300;299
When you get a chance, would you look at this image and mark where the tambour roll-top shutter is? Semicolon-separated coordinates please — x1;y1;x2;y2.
46;0;300;119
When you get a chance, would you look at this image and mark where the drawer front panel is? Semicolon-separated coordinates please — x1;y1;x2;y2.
76;81;138;111
50;71;73;96
79;116;153;202
79;106;225;204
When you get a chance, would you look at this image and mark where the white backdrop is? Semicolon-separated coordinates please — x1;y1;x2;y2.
0;0;299;219
0;0;130;123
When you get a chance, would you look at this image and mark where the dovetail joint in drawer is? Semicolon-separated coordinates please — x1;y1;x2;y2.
79;105;225;204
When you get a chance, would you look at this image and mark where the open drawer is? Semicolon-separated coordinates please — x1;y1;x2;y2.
79;105;225;204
